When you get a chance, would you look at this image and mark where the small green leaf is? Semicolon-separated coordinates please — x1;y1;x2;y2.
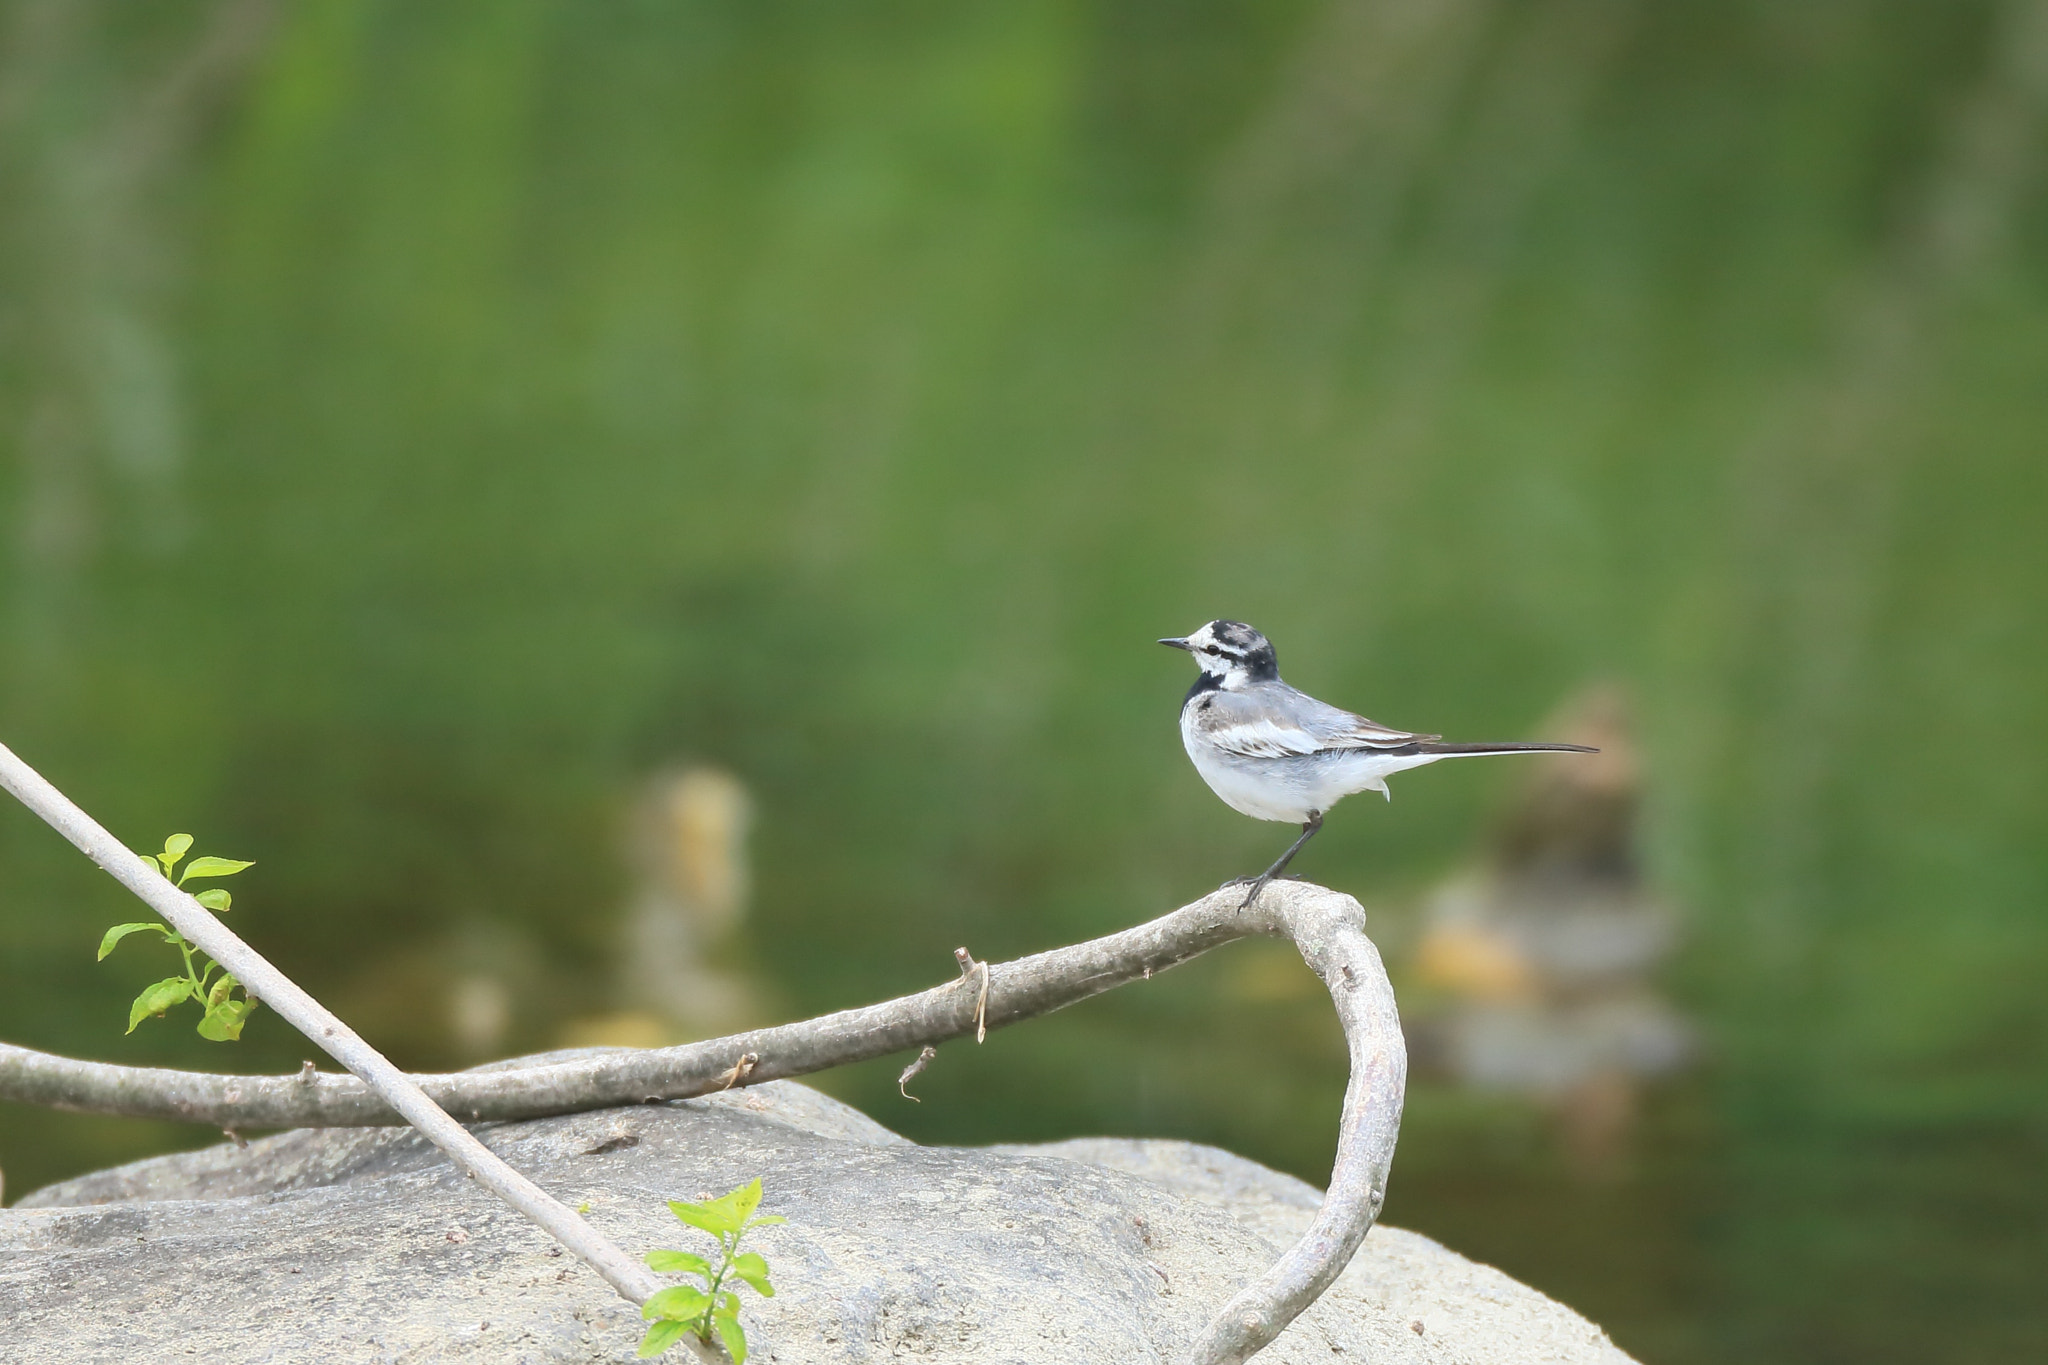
712;1309;747;1364
577;1202;591;1214
644;1249;712;1278
98;922;169;961
196;998;253;1041
746;1215;786;1229
667;1199;742;1237
128;977;194;1032
643;1285;711;1321
178;856;253;884
193;888;232;912
680;1178;761;1237
636;1319;690;1358
162;833;193;865
206;972;239;1008
728;1252;773;1297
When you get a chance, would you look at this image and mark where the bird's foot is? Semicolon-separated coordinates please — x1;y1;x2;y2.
1217;873;1307;911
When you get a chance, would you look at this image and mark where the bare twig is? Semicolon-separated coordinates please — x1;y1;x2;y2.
0;743;1407;1364
4;896;1370;1133
0;742;673;1320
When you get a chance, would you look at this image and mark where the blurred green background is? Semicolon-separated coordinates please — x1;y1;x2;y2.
3;2;2045;1361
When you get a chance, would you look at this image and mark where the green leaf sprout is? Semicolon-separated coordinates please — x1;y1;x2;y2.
638;1178;780;1361
101;834;260;1041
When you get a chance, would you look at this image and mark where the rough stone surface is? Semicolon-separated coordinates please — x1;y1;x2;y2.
3;1080;1636;1364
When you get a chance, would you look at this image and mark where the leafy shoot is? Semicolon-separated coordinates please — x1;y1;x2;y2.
98;833;259;1040
639;1177;783;1361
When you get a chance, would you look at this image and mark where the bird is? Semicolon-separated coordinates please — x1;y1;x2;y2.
1160;620;1597;909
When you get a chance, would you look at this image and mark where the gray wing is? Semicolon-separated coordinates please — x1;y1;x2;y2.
1188;682;1439;759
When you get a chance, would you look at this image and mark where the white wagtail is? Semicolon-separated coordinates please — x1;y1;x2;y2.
1161;620;1596;908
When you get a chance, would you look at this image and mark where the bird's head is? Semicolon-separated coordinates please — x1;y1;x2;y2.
1159;620;1279;687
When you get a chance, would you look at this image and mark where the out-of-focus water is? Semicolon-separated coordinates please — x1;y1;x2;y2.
2;4;2044;1361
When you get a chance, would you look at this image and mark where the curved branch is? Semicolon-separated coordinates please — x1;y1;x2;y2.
5;886;1345;1129
1181;889;1406;1363
3;880;1402;1364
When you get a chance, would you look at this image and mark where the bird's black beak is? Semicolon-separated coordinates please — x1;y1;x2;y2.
1158;637;1192;651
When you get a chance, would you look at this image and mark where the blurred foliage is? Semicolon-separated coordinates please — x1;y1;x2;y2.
3;2;2045;1362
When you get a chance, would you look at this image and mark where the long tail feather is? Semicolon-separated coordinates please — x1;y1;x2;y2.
1413;741;1598;756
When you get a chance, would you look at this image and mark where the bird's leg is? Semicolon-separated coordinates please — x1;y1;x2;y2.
1229;811;1324;910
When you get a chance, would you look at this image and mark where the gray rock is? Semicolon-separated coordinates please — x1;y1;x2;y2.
3;1080;1635;1364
